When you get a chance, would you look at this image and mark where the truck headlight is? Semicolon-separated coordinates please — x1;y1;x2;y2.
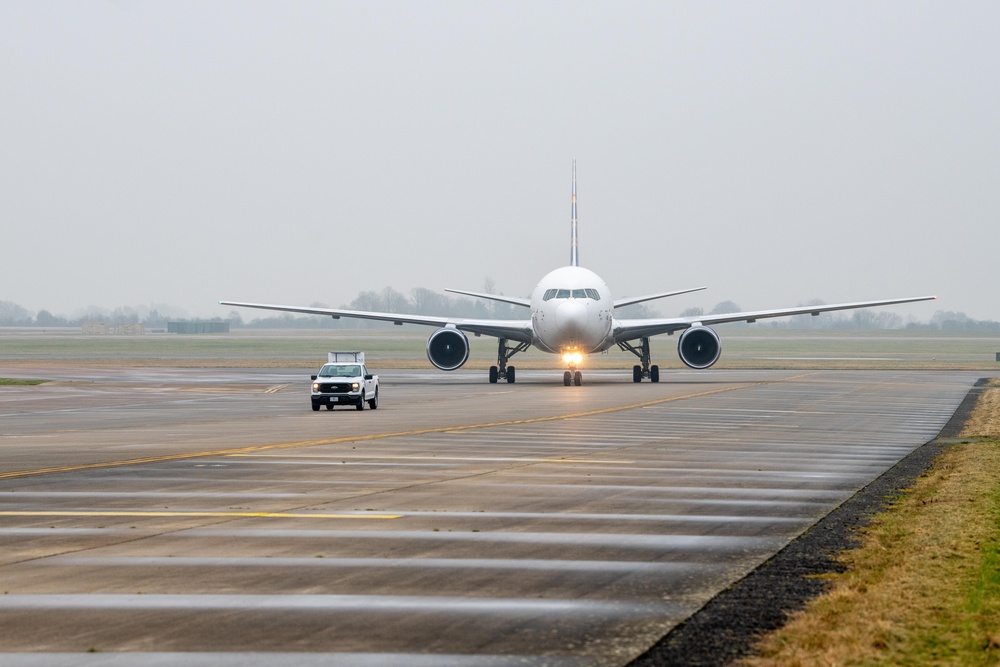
312;383;320;392
351;382;359;391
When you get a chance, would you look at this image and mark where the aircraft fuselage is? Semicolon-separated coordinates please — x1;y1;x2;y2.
529;266;614;356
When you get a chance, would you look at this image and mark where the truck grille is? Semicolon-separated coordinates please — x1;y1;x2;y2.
317;383;352;393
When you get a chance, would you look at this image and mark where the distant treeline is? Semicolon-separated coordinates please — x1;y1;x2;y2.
2;292;998;332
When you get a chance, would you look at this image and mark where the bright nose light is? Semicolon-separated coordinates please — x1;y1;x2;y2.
561;351;583;364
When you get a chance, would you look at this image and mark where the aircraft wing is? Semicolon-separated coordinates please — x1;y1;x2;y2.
443;289;531;308
613;295;938;343
218;301;534;343
612;286;707;309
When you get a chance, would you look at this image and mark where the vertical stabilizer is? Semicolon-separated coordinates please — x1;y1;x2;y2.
570;160;579;267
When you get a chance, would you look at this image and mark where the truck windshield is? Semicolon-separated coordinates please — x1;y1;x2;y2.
319;365;361;377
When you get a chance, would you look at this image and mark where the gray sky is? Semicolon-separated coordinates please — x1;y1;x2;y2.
2;1;998;321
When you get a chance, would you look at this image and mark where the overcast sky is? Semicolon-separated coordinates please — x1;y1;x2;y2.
2;1;998;321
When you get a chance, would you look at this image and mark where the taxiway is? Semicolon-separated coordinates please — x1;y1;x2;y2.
0;368;984;665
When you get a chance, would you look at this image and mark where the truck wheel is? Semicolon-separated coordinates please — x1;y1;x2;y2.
326;404;334;410
356;392;365;411
312;403;320;412
368;389;379;410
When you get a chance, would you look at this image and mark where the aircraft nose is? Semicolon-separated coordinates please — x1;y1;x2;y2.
555;300;588;335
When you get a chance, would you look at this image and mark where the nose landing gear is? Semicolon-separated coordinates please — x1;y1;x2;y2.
563;369;582;386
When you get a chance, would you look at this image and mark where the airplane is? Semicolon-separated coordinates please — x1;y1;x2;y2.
221;163;936;386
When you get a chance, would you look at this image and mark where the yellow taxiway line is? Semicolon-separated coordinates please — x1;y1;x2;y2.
0;374;811;481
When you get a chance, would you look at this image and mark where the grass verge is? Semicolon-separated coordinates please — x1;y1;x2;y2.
0;378;46;386
743;378;1000;666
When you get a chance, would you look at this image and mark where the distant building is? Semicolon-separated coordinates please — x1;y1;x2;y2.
114;323;145;335
81;322;109;335
167;321;230;334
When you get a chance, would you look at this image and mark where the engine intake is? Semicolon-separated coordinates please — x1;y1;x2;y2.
678;325;722;369
426;328;470;371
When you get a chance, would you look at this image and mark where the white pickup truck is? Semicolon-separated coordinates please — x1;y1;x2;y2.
310;352;379;411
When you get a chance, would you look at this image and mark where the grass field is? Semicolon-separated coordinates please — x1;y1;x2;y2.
1;326;998;370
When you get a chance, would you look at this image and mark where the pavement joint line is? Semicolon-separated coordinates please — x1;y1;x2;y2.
225;454;634;464
0;510;402;519
0;373;811;480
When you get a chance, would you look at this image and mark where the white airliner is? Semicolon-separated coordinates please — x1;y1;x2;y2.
221;164;936;386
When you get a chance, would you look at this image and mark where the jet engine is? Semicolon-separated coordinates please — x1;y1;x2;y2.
677;325;722;369
426;327;470;371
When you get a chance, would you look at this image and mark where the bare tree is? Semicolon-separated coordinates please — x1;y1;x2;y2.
481;276;497;317
351;290;382;311
410;287;446;314
710;301;741;315
36;310;65;327
110;306;138;326
0;301;31;325
381;287;410;313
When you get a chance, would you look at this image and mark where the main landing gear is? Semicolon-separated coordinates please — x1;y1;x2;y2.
489;337;530;384
618;336;660;383
563;370;582;386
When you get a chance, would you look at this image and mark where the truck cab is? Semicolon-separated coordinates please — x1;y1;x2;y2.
311;352;379;411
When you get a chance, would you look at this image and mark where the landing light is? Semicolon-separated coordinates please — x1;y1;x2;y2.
562;351;583;365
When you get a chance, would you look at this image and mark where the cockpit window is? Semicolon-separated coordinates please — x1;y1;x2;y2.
544;288;600;300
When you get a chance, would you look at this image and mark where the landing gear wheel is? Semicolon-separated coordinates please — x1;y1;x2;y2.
368;389;379;410
574;370;582;386
620;337;654;384
563;371;572;386
493;337;530;386
356;393;365;411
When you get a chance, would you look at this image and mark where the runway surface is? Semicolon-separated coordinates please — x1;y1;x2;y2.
0;367;984;665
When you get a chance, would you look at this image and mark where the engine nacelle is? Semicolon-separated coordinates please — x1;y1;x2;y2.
677;325;722;369
426;327;470;371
